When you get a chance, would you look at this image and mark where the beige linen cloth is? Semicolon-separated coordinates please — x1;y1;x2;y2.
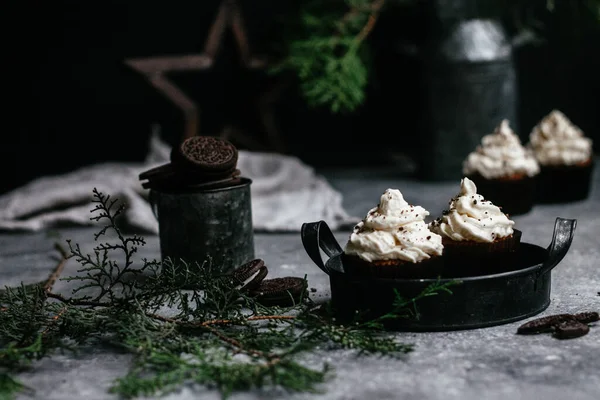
0;134;357;233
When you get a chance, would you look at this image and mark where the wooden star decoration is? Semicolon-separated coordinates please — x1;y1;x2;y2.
125;0;286;152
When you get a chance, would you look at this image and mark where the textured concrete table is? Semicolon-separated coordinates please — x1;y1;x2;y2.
1;165;599;400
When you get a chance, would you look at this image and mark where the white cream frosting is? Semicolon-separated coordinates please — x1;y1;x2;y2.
463;119;540;179
529;110;593;166
344;189;443;263
429;178;514;243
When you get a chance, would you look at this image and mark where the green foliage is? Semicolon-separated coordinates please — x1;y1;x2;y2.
272;0;381;114
283;36;369;114
0;285;47;347
0;373;27;400
62;188;147;303
273;0;600;114
0;188;459;399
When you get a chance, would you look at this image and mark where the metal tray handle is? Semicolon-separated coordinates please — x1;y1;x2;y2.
301;220;344;276
539;217;577;276
301;217;576;278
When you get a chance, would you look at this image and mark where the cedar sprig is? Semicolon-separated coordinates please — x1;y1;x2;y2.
271;0;388;113
273;0;600;114
0;372;29;399
60;188;146;303
363;280;459;329
0;188;457;400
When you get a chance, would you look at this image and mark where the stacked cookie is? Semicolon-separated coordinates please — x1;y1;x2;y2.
140;136;241;191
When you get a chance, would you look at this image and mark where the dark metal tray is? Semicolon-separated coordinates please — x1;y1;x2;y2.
301;218;577;331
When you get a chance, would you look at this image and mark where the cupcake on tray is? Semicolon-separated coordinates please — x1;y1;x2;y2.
528;110;594;203
429;177;521;276
463;119;540;215
343;188;444;279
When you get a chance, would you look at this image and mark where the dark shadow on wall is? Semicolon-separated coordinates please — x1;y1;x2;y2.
1;0;598;194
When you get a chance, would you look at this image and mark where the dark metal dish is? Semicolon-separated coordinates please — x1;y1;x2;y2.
301;218;576;331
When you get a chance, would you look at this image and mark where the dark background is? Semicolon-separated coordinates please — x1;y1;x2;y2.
2;0;599;194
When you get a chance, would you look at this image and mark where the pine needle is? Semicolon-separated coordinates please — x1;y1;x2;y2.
0;188;459;399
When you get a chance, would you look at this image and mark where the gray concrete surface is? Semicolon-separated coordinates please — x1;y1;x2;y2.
1;164;599;400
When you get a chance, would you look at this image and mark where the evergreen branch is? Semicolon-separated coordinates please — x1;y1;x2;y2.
1;189;457;400
0;335;43;369
202;325;274;360
144;313;296;362
272;0;387;113
274;0;600;113
0;372;30;400
61;188;146;303
112;349;327;400
147;313;295;328
369;279;461;326
43;243;69;293
46;292;111;308
0;244;71;399
353;0;385;45
41;306;68;337
0;285;47;346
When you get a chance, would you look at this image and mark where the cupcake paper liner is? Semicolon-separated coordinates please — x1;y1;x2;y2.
341;228;524;280
467;174;535;216
342;254;444;279
441;229;522;277
535;160;594;204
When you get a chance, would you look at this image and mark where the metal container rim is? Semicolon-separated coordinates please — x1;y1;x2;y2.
150;177;253;195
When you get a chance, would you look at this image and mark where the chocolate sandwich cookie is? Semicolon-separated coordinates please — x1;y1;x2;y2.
171;136;238;174
139;163;175;184
250;277;308;307
572;311;600;323
230;259;268;293
516;314;575;334
517;311;599;336
139;136;240;190
553;319;590;340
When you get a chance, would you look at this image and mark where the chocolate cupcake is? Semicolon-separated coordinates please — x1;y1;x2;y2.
429;177;520;276
342;189;444;279
528;110;594;203
463;119;540;215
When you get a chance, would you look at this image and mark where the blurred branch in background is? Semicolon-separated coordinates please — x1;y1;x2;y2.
271;0;600;115
270;0;406;114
